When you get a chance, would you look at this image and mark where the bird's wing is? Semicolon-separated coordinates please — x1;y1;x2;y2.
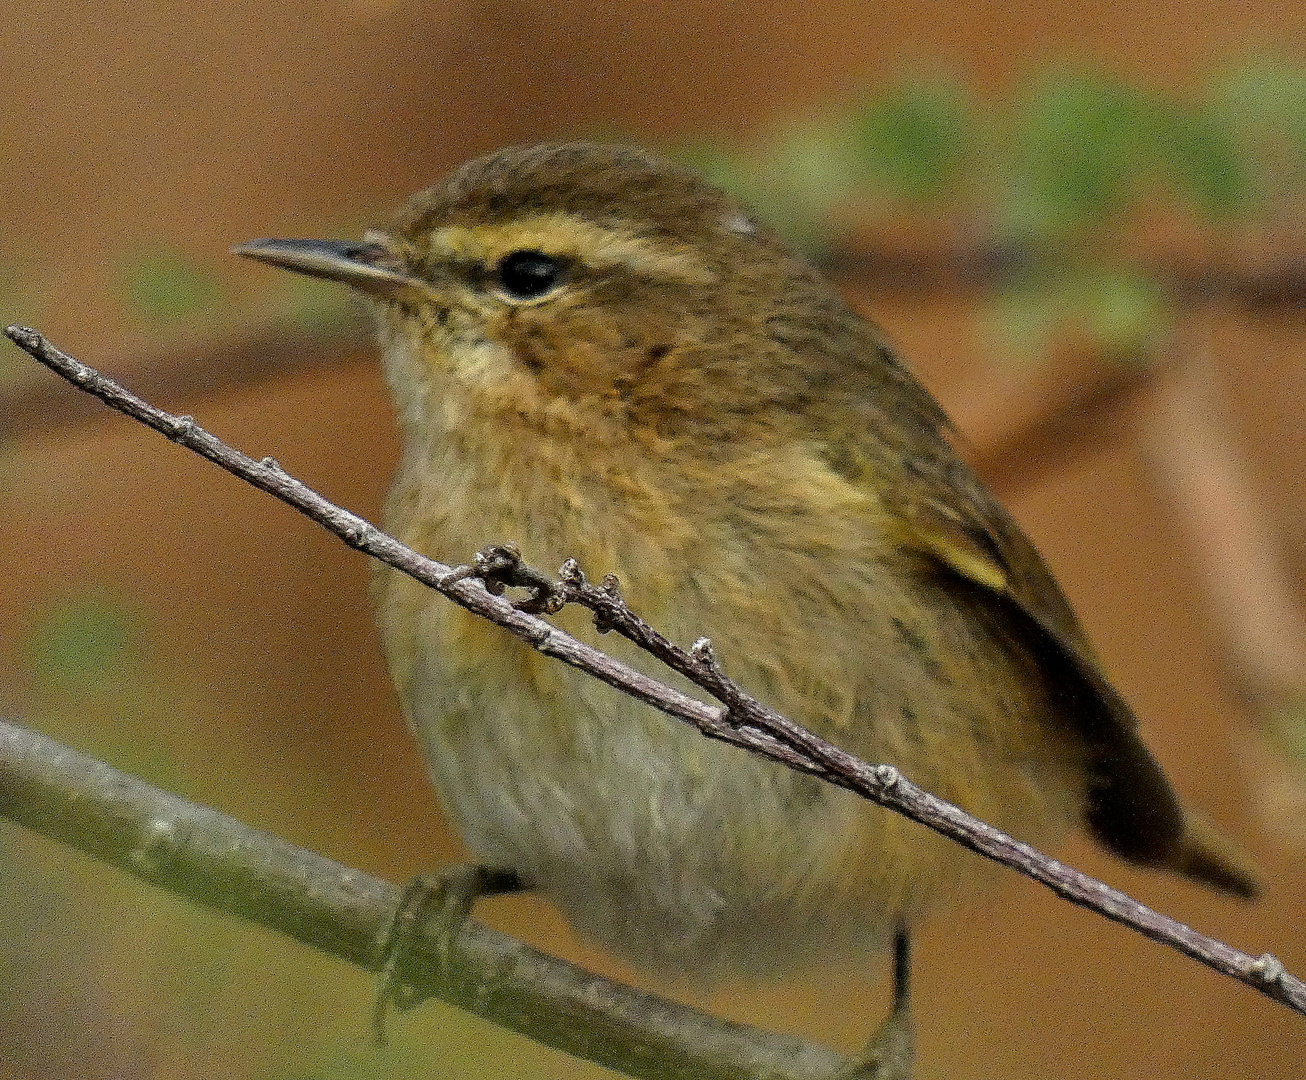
798;316;1258;899
869;442;1256;896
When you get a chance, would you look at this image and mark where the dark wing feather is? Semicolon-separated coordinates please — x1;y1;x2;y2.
816;327;1254;895
878;451;1196;870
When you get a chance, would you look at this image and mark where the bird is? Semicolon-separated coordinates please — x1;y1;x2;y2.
234;141;1256;1077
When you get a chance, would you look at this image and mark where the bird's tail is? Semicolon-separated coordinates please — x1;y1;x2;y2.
1174;813;1259;900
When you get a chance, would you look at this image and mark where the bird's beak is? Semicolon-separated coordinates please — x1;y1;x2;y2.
231;237;422;303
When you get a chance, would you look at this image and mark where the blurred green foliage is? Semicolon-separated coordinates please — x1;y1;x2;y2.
1217;58;1306;165
682;57;1306;361
25;590;142;692
1267;698;1306;767
122;252;225;326
116;215;367;339
983;268;1168;363
263;271;360;337
19;589;186;788
694;58;1306;240
854;78;971;200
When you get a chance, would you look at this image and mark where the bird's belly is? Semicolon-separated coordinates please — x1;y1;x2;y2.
387;589;1080;977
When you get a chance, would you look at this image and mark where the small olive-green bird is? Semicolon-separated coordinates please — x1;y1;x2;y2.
236;142;1255;1069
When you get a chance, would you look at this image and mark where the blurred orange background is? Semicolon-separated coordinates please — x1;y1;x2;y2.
2;3;1304;1078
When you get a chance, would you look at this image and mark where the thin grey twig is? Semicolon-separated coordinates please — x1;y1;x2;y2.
5;324;1304;1024
0;718;840;1080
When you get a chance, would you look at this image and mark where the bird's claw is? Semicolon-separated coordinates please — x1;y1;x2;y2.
371;864;521;1045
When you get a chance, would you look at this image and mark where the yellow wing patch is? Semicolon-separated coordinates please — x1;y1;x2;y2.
896;500;1010;594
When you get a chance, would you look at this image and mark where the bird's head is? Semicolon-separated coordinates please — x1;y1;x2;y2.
235;142;879;455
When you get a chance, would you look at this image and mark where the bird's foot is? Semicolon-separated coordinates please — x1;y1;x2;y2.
833;927;914;1080
835;998;914;1080
371;863;522;1045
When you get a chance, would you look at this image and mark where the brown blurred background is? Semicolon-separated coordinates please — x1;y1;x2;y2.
3;3;1305;1078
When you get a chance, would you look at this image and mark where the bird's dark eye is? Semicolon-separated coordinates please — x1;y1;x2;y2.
495;250;564;300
